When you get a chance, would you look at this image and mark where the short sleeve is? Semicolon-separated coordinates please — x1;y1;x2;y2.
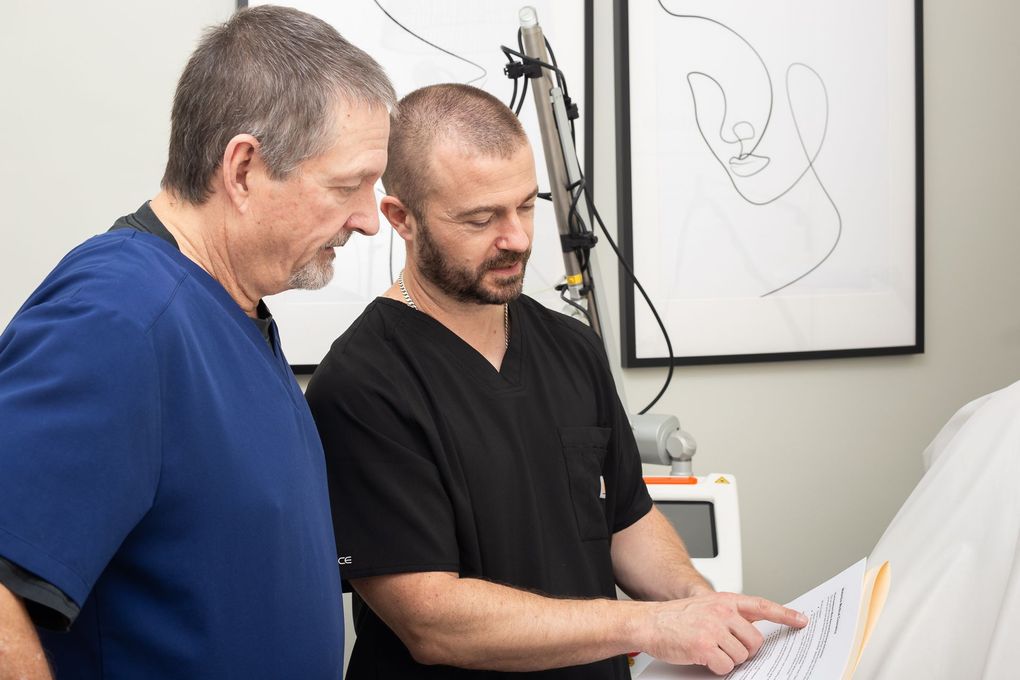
306;351;460;585
0;556;78;630
0;296;161;615
581;330;653;534
606;395;654;533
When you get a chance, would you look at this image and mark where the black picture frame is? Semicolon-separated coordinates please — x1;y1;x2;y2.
614;0;924;367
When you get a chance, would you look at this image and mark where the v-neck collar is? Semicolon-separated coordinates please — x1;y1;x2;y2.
110;202;276;349
376;297;524;389
121;231;303;408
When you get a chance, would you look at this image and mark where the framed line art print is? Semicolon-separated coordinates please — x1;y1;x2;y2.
615;0;923;366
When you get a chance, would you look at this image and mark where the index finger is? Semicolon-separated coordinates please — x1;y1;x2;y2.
736;596;809;628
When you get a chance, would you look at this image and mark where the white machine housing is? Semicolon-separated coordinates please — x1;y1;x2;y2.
644;474;742;594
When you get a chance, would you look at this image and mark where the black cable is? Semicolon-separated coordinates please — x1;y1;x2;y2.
563;170;675;413
559;287;595;328
544;35;558;66
513;30;530;114
545;37;565;91
501;42;575;126
561;166;674;412
543;37;577;142
566;185;593;274
500;46;566;84
505;29;524;111
566;178;586;232
507;72;519;111
504;33;674;412
501;47;543;117
548;48;671;412
514;77;530;116
589;200;674;414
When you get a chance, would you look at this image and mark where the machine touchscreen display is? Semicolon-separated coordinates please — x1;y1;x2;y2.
656;501;718;558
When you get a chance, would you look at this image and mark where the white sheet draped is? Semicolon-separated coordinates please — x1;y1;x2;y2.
855;380;1020;679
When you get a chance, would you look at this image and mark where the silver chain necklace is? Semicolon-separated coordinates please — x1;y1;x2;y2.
396;271;509;349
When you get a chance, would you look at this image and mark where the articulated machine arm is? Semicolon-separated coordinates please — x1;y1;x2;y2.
515;6;697;475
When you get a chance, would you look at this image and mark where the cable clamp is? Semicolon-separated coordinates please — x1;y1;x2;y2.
560;232;598;254
562;95;579;121
503;59;542;81
555;281;592;295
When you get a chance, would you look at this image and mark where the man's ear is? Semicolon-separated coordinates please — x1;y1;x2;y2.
220;134;260;211
379;195;416;242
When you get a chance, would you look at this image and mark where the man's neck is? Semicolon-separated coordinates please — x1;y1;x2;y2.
387;268;508;369
149;191;263;317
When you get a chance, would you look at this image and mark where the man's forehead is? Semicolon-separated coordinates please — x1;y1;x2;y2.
430;152;535;211
429;139;534;183
312;103;390;176
430;133;530;160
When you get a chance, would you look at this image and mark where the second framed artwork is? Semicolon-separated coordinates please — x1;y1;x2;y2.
615;0;924;366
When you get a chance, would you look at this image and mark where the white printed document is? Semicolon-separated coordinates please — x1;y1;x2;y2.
635;558;890;680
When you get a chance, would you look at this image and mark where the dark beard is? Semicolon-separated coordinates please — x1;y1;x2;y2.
415;218;530;305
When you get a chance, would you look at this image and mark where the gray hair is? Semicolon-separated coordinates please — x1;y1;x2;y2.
161;5;396;204
382;83;527;220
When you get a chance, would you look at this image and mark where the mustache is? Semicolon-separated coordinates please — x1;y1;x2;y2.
324;231;352;249
483;249;530;270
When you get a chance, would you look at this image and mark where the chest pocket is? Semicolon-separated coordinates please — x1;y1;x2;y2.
559;426;612;541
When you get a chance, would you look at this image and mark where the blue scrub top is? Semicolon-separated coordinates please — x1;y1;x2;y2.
0;229;343;678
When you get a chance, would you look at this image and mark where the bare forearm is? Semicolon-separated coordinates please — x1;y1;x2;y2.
626;561;713;602
0;585;51;680
355;571;807;675
612;507;714;601
355;572;648;671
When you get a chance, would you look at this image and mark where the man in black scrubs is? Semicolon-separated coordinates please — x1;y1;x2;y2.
305;83;806;679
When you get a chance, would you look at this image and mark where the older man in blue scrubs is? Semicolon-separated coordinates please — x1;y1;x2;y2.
0;6;394;678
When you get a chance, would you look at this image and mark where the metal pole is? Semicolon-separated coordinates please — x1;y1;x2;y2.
519;7;607;342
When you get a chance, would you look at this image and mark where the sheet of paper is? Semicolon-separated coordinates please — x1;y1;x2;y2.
636;559;866;680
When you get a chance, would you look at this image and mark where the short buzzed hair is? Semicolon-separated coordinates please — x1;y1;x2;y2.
162;5;396;205
382;83;527;220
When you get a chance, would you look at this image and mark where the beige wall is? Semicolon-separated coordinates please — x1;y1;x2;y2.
2;0;1018;617
0;1;236;325
588;0;1020;602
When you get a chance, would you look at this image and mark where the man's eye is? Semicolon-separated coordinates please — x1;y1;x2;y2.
520;203;536;213
469;217;493;227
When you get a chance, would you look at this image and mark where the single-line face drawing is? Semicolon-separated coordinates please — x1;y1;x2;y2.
657;0;841;298
373;0;488;85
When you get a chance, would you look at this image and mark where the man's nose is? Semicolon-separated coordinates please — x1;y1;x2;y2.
345;186;382;236
497;212;531;252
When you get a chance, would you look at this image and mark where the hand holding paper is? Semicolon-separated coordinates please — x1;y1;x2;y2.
637;559;890;680
638;592;809;675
